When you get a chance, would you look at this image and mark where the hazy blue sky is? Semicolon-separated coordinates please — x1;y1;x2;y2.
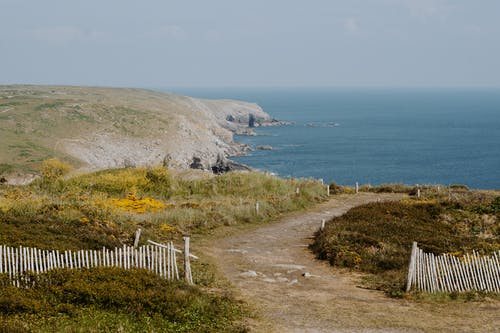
1;0;499;88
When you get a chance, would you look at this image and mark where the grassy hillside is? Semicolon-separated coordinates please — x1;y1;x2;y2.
0;166;327;331
0;166;327;250
0;86;172;172
311;188;500;297
0;85;268;179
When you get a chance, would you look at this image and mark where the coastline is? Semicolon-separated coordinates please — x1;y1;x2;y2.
0;85;285;183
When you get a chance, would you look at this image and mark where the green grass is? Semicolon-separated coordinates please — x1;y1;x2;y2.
0;164;13;175
34;101;66;111
0;167;326;250
0;101;26;107
0;86;177;173
310;195;500;297
0;268;247;333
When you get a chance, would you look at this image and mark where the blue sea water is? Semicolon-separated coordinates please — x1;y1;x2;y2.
167;87;500;189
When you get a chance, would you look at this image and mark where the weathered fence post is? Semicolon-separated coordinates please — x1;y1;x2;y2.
417;189;421;199
296;187;300;196
406;241;418;292
255;202;259;214
320;219;326;231
183;237;193;285
326;185;330;196
0;245;3;274
133;228;142;248
355;182;359;194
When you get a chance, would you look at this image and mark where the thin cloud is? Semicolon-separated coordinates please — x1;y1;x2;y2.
204;29;223;43
382;0;451;19
155;25;187;40
31;26;102;44
403;0;452;19
464;24;481;34
32;26;83;43
344;18;360;33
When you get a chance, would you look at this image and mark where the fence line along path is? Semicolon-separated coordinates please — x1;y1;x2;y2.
0;239;197;287
406;241;500;293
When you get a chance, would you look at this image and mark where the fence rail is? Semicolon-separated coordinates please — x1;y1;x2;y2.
0;243;181;287
406;242;500;293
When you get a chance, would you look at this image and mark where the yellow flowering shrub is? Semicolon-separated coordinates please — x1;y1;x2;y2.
41;158;73;179
0;199;7;213
111;193;166;213
401;198;437;205
160;223;175;233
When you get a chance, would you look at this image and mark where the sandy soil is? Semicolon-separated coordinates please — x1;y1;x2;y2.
207;193;500;333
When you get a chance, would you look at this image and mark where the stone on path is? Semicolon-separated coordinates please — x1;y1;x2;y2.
240;270;258;277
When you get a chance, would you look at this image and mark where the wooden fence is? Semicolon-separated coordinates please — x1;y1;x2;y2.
406;242;500;293
0;241;189;287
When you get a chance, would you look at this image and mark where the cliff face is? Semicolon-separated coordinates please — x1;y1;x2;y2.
0;85;273;177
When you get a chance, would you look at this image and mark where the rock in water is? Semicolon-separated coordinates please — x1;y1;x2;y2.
249;113;256;128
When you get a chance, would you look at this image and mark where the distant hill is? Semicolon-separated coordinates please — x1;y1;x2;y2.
0;85;274;183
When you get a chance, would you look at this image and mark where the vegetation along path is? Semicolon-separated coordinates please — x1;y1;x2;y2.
208;193;500;333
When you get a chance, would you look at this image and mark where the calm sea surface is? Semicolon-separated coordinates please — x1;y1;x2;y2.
166;88;500;189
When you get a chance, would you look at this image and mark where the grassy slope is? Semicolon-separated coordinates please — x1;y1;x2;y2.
0;85;225;174
311;187;500;297
0;86;166;170
0;167;328;332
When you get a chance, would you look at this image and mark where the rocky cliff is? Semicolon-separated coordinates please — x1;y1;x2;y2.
0;85;276;179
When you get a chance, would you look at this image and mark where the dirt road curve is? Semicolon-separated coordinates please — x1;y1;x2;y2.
209;193;500;333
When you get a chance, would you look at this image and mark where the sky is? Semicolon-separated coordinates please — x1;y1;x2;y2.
1;0;499;88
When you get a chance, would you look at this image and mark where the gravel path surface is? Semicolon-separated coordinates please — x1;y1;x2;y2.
208;193;500;333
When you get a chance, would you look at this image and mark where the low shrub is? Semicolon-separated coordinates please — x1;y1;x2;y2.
310;200;500;296
472;196;500;215
0;268;247;332
359;183;415;194
0;167;327;331
449;184;470;191
328;182;345;194
40;158;72;180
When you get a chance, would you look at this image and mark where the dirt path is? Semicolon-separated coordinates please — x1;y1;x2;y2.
208;193;500;333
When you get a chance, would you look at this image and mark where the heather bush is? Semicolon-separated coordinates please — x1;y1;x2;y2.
311;199;500;296
0;268;247;332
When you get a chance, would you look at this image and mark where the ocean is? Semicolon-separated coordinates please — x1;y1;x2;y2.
167;87;500;189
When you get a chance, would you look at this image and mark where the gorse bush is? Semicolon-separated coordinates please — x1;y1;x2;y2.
67;168;151;195
40;158;72;180
110;193;166;213
0;167;327;250
144;166;173;197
